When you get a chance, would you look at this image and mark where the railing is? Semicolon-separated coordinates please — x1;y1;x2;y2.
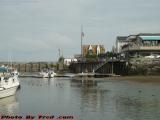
139;46;160;50
93;59;123;72
93;61;106;72
122;45;160;52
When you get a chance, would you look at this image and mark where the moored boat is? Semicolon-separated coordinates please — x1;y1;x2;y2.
39;68;56;78
0;66;20;99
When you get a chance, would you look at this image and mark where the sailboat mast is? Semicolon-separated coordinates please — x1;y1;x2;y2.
8;52;12;68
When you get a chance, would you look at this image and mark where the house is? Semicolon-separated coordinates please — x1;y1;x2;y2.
82;45;105;57
116;36;128;53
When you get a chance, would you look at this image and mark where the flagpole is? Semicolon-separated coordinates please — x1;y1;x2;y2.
81;25;83;61
81;25;83;73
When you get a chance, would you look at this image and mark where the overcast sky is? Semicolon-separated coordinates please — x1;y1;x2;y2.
0;0;160;62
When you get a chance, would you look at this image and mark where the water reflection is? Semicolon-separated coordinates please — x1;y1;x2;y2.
23;77;70;88
71;79;110;120
80;86;106;112
115;95;160;120
1;77;160;120
71;79;160;120
71;79;97;87
23;78;54;86
0;95;19;114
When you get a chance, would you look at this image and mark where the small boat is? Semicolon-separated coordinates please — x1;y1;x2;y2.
39;68;56;78
0;66;20;99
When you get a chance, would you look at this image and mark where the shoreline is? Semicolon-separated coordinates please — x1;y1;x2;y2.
103;76;160;83
72;75;160;83
20;72;160;83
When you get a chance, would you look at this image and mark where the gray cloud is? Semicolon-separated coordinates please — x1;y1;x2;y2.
0;0;160;61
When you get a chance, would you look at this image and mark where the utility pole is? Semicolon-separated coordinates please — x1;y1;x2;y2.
111;56;113;75
111;46;114;75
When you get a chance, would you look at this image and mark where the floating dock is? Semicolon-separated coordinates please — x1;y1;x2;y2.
19;72;120;79
19;73;73;78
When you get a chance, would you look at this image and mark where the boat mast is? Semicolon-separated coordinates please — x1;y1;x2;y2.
8;52;12;68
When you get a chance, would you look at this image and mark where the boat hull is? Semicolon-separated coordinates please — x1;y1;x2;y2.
42;74;54;78
0;85;19;99
40;73;56;78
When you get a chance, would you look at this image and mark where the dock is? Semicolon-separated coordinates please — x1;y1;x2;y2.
19;73;73;78
71;72;120;81
19;72;120;80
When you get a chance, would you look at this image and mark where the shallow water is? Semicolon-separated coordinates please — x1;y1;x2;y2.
0;77;160;120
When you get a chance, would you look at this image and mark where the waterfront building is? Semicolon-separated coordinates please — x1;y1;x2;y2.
82;45;105;57
64;58;77;66
116;36;128;53
74;54;82;61
121;33;160;58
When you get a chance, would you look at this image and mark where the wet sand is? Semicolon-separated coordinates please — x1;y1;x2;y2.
105;76;160;83
72;76;160;83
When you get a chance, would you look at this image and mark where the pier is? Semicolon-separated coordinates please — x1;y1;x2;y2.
69;60;129;76
69;61;104;73
95;60;129;76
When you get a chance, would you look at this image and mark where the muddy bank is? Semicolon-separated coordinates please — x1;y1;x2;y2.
72;76;160;83
104;76;160;83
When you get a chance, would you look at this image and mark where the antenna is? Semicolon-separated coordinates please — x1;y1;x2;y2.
8;51;12;68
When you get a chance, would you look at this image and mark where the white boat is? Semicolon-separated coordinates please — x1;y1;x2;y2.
0;66;20;99
39;68;56;78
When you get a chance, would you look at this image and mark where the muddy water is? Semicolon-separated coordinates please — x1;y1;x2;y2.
0;77;160;120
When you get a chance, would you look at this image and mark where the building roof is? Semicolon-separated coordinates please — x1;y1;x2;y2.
116;36;127;41
139;36;160;41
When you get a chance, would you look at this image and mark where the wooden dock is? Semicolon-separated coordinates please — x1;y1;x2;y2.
69;60;129;76
71;72;120;81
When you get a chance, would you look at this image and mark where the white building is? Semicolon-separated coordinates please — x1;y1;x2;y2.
64;58;77;66
116;36;128;53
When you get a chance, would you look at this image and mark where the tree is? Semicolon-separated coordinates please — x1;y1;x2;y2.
58;56;64;63
85;53;98;61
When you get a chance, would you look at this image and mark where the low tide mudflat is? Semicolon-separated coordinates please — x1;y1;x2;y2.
103;76;160;83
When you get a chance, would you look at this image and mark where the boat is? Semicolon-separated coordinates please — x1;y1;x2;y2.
39;68;56;78
0;66;20;99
